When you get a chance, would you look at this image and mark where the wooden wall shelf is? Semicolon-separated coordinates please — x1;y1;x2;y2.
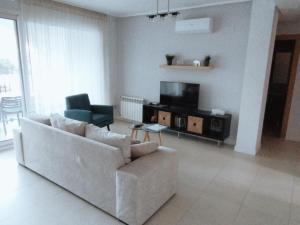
160;64;213;70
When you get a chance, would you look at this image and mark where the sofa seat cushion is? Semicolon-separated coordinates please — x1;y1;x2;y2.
131;142;159;160
85;124;131;163
92;114;112;125
50;113;87;136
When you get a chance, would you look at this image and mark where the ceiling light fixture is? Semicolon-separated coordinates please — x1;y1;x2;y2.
147;0;179;21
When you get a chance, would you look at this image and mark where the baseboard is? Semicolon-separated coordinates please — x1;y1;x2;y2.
114;116;138;124
234;144;257;156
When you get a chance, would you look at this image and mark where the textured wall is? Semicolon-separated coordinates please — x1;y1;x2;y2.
116;2;252;144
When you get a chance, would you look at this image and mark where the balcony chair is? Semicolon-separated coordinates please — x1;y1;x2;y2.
64;93;113;130
1;96;23;135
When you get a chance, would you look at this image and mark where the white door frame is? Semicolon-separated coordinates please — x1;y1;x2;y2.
0;13;26;150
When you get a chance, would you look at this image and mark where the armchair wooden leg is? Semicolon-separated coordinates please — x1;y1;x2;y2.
159;131;163;145
107;125;110;131
143;131;150;142
143;132;147;142
131;129;137;140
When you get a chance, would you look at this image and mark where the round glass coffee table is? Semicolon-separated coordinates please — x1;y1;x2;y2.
130;123;167;145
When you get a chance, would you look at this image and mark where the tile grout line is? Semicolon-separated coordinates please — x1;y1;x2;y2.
231;163;261;224
174;160;228;225
288;172;296;225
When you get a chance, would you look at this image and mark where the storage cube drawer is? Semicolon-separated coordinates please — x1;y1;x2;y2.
187;116;203;134
158;111;171;127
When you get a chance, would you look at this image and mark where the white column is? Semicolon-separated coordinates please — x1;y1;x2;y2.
235;0;279;155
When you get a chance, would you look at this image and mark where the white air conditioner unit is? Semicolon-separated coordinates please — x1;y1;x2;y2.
175;18;213;34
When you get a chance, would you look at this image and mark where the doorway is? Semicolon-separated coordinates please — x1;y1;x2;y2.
0;17;24;147
263;36;300;138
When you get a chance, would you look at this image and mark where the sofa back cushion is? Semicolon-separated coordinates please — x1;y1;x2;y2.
28;114;51;126
50;113;87;136
85;124;131;163
131;141;159;160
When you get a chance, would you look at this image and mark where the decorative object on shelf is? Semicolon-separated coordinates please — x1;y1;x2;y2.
193;60;201;67
174;116;187;129
211;109;226;116
147;0;180;21
149;101;160;106
202;55;211;67
165;54;175;65
150;115;157;123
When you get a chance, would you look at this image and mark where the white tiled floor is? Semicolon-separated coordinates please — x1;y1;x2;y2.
1;120;300;225
0;115;20;142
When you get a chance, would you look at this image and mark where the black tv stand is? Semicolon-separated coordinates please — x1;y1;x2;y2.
143;104;232;145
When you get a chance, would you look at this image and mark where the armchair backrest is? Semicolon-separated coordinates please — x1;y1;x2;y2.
66;93;91;110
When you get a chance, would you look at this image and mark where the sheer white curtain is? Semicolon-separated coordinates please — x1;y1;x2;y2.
20;0;108;115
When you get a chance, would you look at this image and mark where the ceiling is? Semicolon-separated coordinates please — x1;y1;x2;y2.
274;0;300;22
54;0;300;22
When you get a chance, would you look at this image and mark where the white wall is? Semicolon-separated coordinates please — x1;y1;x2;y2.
235;0;278;155
105;16;119;105
117;2;252;144
0;0;20;15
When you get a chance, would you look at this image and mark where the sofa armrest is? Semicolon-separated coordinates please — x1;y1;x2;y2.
91;105;113;115
116;146;177;225
13;129;24;165
64;109;92;123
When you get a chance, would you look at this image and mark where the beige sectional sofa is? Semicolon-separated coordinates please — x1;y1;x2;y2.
14;118;177;225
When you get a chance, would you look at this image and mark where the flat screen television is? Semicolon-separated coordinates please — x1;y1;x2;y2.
160;81;199;109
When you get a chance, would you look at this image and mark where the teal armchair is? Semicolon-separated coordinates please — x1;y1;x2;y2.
64;93;113;130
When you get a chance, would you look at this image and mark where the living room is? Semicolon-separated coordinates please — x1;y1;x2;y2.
1;0;300;225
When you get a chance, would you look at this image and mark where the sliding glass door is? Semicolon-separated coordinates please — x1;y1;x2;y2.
21;0;106;115
0;17;24;147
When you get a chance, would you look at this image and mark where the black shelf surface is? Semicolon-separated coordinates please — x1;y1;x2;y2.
143;104;232;142
144;104;231;119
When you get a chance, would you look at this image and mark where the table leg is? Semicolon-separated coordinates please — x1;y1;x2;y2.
159;131;163;145
144;131;151;142
131;129;135;140
135;129;138;139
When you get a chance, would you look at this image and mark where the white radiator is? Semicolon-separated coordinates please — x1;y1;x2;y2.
120;96;144;122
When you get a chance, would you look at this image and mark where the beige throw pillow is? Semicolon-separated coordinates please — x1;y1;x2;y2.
131;141;159;160
85;124;131;164
50;113;87;136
